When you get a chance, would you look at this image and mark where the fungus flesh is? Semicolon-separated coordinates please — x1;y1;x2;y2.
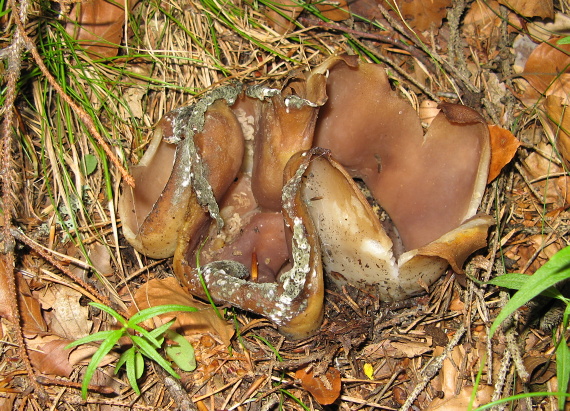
119;56;493;339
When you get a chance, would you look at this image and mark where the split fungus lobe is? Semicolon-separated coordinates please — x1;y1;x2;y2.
119;56;493;339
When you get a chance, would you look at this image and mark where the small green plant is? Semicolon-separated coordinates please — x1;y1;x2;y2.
487;245;570;409
66;302;199;399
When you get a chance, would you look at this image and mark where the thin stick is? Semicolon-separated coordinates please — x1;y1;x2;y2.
1;0;48;400
399;325;466;410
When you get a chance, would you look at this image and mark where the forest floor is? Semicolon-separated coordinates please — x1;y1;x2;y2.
1;0;570;409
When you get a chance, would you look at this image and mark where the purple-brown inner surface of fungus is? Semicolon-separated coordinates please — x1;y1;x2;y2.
313;62;488;252
120;56;492;338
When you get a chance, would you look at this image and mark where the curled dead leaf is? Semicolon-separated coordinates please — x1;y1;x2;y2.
66;0;132;59
487;125;521;182
498;0;553;19
295;366;341;405
28;337;73;378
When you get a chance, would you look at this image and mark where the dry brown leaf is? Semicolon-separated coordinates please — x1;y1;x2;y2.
0;393;17;411
544;95;570;166
521;38;570;105
488;125;521;182
66;0;130;59
427;345;493;410
0;254;14;322
265;0;303;34
361;339;432;360
89;243;114;276
16;274;47;335
296;366;341;405
498;0;553;19
315;0;350;21
396;0;451;32
464;1;518;48
40;284;92;340
523;141;570;206
130;277;234;346
28;337;73;377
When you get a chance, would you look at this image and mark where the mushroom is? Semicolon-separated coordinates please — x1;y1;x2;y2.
119;56;493;339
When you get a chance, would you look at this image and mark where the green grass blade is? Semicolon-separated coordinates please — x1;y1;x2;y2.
487;273;564;300
115;348;130;374
125;346;141;396
80;328;124;399
148;319;177;339
130;335;180;379
128;305;198;325
65;330;120;349
129;324;163;349
489;245;570;337
89;302;128;327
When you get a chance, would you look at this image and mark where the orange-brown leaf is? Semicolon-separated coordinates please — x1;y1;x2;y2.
295;366;341;405
487;125;521;182
0;254;14;323
498;0;553;19
397;0;452;32
522;38;570;102
66;0;129;59
16;274;47;335
29;338;73;378
129;277;234;346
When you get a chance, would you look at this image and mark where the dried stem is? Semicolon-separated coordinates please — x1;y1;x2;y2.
0;0;47;400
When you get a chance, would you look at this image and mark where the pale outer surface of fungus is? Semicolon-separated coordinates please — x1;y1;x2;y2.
119;56;494;339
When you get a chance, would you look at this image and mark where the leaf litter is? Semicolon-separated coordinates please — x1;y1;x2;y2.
1;0;570;409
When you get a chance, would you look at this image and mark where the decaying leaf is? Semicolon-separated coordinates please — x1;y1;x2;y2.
296;366;342;405
360;339;432;360
498;0;553;19
463;1;518;48
0;254;14;322
396;0;452;32
427;345;493;410
40;284;92;340
129;277;234;346
66;0;130;58
543;95;570;167
16;274;47;335
28;337;74;378
487;125;521;182
522;141;570;206
521;38;570;105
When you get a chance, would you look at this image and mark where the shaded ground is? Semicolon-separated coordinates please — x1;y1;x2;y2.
1;0;569;409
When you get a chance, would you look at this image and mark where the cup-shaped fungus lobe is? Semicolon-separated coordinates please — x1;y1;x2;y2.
119;56;493;339
119;98;244;259
310;57;494;300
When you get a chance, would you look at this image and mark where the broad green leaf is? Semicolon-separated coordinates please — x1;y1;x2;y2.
89;302;128;327
81;154;98;176
125;347;141;396
81;328;123;399
128;304;197;325
165;330;196;372
558;37;570;45
489;245;570;337
65;329;119;349
135;351;144;379
131;335;180;379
